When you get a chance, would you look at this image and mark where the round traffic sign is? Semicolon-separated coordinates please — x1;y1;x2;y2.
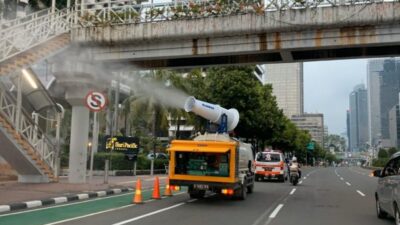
85;91;107;112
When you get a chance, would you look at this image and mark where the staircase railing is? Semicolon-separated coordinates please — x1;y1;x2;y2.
0;83;57;173
0;7;74;63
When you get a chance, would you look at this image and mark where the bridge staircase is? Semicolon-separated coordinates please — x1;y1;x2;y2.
0;7;73;76
0;8;72;182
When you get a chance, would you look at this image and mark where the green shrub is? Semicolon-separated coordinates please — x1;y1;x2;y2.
91;152;169;170
372;158;389;168
378;149;389;159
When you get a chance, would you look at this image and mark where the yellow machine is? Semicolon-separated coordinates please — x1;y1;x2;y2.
168;97;255;200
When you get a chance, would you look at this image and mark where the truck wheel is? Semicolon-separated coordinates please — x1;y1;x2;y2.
247;183;254;194
236;180;247;200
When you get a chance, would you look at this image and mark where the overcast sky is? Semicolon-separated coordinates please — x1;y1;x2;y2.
303;59;368;136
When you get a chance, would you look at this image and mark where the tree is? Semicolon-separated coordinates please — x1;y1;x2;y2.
378;149;389;159
183;66;307;156
324;134;347;152
388;147;398;157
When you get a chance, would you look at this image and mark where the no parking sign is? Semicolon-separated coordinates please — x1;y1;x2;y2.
85;91;108;112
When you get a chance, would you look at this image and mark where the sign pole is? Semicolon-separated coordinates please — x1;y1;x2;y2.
133;161;137;176
84;91;108;184
89;112;98;182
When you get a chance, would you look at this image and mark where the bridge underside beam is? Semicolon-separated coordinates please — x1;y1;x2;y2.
74;24;400;69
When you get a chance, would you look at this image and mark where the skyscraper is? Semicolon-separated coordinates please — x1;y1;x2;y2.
368;58;400;148
263;63;304;119
367;59;383;146
346;110;351;151
349;84;369;152
379;59;400;140
389;104;400;149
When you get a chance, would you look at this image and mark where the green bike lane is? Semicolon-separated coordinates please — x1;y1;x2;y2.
0;188;186;225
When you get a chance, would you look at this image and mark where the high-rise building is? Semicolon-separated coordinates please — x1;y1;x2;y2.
389;104;400;149
368;58;400;147
367;59;384;146
291;114;324;147
349;84;369;152
379;59;400;140
263;63;304;118
346;110;351;152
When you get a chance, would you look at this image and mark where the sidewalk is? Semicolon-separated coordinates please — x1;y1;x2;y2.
0;175;167;206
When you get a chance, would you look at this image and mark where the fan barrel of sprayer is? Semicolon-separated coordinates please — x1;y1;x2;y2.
184;96;239;131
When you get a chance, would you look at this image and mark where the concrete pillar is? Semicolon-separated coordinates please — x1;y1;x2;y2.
68;105;89;183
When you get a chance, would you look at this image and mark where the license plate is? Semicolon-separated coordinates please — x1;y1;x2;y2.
264;167;272;171
194;184;209;190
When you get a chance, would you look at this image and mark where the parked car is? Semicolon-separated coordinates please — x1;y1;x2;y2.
373;152;400;224
146;153;168;160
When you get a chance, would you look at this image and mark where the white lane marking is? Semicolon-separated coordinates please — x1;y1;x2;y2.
187;199;197;203
25;200;42;208
144;199;155;203
44;205;135;225
299;181;303;184
303;177;307;180
346;182;351;186
340;177;344;180
41;191;187;225
289;188;296;195
112;203;186;225
334;169;339;176
0;191;141;218
357;190;366;197
53;197;67;204
269;204;284;218
0;205;10;213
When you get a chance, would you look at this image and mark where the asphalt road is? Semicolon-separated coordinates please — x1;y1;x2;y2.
0;167;395;225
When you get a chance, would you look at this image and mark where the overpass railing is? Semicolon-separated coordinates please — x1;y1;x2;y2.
0;0;393;62
75;0;393;27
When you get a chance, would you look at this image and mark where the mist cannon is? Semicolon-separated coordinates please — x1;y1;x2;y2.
184;96;239;132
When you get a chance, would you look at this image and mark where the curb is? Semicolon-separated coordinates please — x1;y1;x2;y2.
0;187;133;213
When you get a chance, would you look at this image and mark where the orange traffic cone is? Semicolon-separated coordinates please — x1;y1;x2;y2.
152;176;161;199
164;178;173;197
133;178;143;204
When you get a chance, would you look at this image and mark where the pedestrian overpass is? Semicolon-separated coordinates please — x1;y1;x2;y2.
1;0;400;182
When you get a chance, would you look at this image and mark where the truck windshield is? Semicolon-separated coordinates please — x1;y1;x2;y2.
256;153;281;162
174;152;230;177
